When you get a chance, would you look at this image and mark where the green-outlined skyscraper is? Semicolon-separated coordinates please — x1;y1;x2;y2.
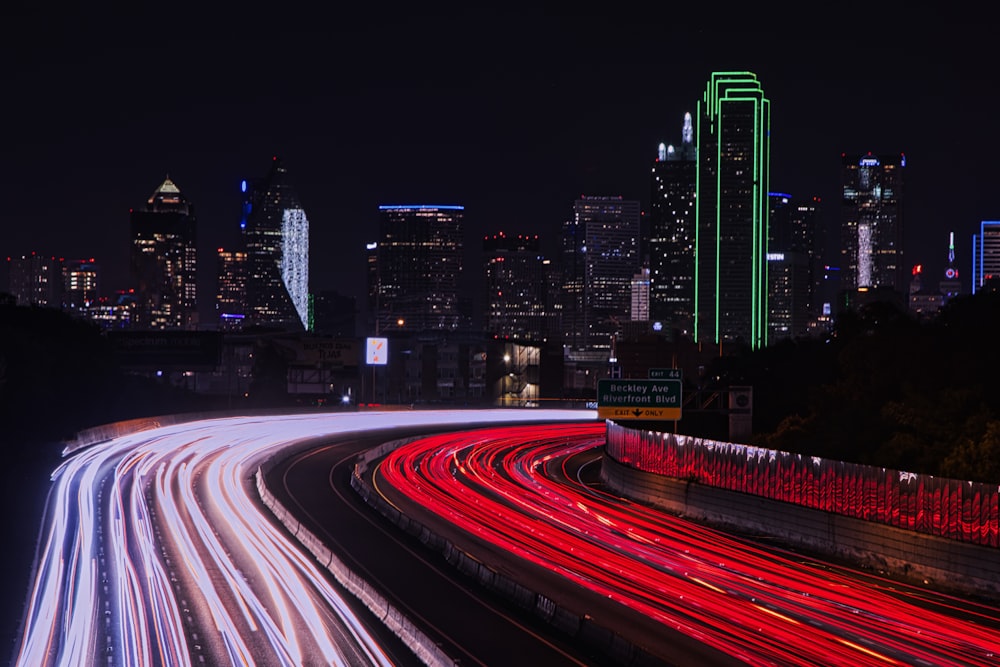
695;72;770;349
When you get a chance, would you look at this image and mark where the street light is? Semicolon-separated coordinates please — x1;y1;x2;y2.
503;353;511;406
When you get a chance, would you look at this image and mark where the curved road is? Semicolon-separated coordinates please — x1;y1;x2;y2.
365;422;1000;666
14;409;594;666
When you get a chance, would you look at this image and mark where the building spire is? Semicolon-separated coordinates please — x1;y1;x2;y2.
682;112;693;144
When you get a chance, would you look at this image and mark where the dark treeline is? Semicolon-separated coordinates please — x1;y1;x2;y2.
0;305;209;457
706;289;1000;484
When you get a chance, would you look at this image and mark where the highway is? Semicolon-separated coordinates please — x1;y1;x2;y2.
13;409;595;666
371;422;1000;666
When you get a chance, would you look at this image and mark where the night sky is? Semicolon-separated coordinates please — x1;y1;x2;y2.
2;4;996;321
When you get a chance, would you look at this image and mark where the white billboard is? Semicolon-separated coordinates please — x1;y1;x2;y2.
366;337;388;365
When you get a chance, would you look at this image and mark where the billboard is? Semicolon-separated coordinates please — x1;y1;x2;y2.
366;337;388;365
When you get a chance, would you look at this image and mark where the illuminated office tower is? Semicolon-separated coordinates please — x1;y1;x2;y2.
649;112;697;337
7;252;63;307
371;204;463;332
841;152;905;297
768;193;822;340
559;196;641;350
972;221;1000;294
129;176;198;330
695;72;770;349
482;232;552;341
630;267;650;321
63;258;100;313
216;248;247;331
242;157;309;331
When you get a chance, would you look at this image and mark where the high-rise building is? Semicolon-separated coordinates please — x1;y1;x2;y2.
649;112;697;338
630;267;650;321
695;72;771;349
768;193;823;340
62;258;100;314
370;204;464;333
7;252;63;307
129;176;198;330
559;196;640;351
482;232;553;341
972;221;1000;294
242;157;309;331
840;152;905;298
216;248;247;331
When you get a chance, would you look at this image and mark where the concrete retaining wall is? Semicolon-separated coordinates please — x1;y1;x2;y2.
600;454;1000;600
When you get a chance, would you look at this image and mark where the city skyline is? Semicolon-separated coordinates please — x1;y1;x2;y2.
2;6;995;318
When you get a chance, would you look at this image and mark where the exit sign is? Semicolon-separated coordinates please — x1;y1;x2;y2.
597;379;682;420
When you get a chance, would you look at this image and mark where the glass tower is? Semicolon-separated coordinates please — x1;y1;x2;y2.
371;204;464;333
840;152;905;296
129;176;198;330
242;157;309;331
482;232;552;341
559;196;641;351
649;112;697;338
972;221;1000;294
695;72;770;349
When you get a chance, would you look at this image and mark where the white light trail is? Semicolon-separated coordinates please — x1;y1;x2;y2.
15;409;595;666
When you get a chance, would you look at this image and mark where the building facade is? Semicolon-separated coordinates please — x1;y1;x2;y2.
559;196;641;352
482;232;554;342
129;176;198;330
216;248;247;331
63;259;100;314
768;193;822;340
649;112;697;338
242;157;309;331
840;152;905;298
695;72;770;349
370;204;464;333
972;221;1000;294
7;253;63;308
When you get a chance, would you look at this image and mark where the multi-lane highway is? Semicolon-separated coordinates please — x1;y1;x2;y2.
371;422;1000;666
13;409;595;666
16;409;1000;666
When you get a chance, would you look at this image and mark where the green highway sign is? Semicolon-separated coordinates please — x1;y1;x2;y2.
649;367;682;380
597;379;682;420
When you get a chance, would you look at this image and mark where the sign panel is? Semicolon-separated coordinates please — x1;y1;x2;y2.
366;337;388;365
597;379;681;420
648;367;682;380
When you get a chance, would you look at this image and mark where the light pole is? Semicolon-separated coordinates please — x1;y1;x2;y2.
503;353;510;406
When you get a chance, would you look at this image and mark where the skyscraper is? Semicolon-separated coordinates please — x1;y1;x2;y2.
242;157;309;331
840;152;905;298
370;204;464;332
215;248;247;331
649;112;697;338
630;267;650;321
972;221;1000;294
695;72;770;349
63;258;100;314
129;176;198;330
482;232;553;341
7;252;63;308
559;196;641;351
768;193;822;340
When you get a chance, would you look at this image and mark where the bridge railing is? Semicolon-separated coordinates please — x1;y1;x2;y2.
606;422;1000;548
